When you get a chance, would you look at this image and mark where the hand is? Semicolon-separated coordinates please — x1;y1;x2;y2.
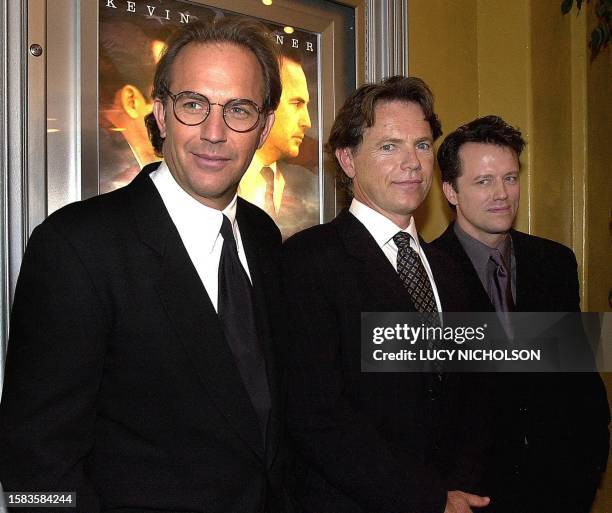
444;490;490;513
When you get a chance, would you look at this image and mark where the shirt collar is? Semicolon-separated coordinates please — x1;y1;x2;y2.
349;198;421;250
454;221;512;267
149;160;238;254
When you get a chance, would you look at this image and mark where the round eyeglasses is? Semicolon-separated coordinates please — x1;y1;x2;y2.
165;90;265;133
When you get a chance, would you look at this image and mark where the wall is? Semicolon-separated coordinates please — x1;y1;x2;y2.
410;0;610;312
585;6;612;313
407;0;478;237
410;0;577;242
408;1;611;512
586;1;612;509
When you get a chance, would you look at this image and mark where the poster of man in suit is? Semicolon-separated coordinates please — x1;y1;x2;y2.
99;0;320;238
239;46;319;238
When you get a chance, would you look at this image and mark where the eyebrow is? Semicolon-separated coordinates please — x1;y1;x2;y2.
472;171;519;182
371;135;433;147
372;137;404;146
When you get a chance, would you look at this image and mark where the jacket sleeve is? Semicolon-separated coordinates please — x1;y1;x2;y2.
0;222;108;513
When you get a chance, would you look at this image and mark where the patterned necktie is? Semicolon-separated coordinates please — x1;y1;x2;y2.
489;248;514;338
394;232;442;377
260;166;275;217
393;232;438;314
218;215;271;441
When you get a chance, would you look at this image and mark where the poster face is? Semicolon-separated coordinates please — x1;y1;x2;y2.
99;0;320;239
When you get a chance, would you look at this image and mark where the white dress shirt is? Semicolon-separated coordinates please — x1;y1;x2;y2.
349;199;442;312
150;161;252;312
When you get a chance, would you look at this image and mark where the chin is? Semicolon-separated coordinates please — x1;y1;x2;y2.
485;224;513;235
402;197;426;212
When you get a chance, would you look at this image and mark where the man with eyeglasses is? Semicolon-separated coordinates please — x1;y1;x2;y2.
0;17;294;513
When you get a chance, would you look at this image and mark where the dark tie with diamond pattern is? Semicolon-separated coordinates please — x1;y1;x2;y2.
394;231;441;376
218;215;271;441
393;232;438;314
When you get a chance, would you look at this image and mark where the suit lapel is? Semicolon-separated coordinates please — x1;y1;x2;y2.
128;167;265;461
334;210;417;312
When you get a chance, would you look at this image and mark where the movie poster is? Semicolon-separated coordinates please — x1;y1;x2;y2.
99;0;320;238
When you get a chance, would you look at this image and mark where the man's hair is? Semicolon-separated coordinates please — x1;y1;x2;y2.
327;75;442;192
145;16;282;156
99;21;159;108
438;115;526;189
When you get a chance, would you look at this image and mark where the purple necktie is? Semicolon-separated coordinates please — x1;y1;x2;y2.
489;248;514;338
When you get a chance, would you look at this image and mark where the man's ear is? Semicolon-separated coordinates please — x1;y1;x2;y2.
152;99;167;139
335;147;356;179
257;112;275;149
120;85;148;120
442;181;459;206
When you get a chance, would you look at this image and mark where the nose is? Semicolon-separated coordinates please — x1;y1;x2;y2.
199;105;227;144
300;108;312;130
401;148;421;171
493;179;509;200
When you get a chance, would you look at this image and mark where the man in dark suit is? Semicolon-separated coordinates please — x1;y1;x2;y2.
432;115;610;513
282;76;491;513
0;18;293;513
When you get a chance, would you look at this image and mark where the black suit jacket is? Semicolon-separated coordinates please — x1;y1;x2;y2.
281;210;490;513
432;223;610;513
0;164;292;513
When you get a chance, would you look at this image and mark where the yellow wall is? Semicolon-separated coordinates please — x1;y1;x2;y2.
585;6;612;312
408;0;478;236
410;0;534;237
408;2;611;511
410;0;610;313
585;4;612;509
